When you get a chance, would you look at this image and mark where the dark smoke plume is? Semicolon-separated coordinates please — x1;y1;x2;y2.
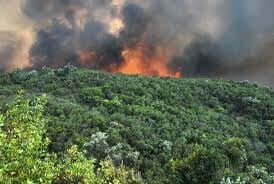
24;0;125;70
169;35;221;77
0;0;274;85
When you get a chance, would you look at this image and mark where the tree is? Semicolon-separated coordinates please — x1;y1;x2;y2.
0;93;142;183
0;92;56;183
180;145;227;184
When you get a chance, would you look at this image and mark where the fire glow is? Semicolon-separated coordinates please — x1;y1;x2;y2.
1;0;274;85
112;47;181;78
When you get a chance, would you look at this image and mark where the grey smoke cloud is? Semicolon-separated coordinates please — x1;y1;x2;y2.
0;31;22;70
0;0;274;85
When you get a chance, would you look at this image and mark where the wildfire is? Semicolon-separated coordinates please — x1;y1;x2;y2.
77;46;182;78
112;47;181;78
78;50;97;68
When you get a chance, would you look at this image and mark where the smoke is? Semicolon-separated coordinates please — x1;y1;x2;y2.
0;31;28;70
0;0;34;70
23;0;125;70
0;0;274;85
169;35;221;77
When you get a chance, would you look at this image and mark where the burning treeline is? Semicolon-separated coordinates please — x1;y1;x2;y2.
1;0;274;83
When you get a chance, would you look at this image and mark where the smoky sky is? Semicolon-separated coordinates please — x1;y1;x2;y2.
0;31;25;71
1;0;274;85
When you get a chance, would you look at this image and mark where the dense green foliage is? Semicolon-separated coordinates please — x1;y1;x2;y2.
0;93;141;183
0;66;273;183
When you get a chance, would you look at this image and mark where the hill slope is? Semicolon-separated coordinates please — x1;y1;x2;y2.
0;67;273;183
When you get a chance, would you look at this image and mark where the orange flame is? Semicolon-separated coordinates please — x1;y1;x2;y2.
113;47;181;78
77;46;182;78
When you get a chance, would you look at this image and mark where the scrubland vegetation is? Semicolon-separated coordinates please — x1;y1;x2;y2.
0;66;273;183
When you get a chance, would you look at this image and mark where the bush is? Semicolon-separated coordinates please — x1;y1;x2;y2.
0;94;142;183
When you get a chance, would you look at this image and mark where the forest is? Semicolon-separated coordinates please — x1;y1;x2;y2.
0;65;273;183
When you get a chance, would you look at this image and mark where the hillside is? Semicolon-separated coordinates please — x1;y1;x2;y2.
0;66;273;183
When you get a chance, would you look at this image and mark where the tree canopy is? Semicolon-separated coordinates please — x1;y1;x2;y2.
0;67;273;183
